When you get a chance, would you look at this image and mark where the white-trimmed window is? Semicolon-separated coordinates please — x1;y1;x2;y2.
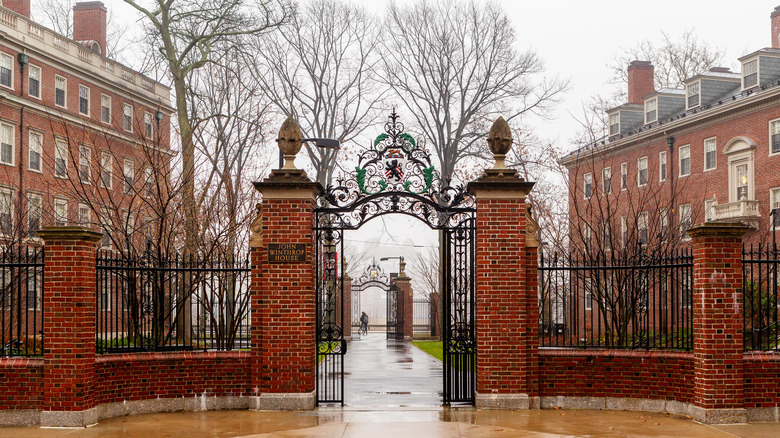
602;167;611;195
584;278;593;311
704;138;716;170
78;85;90;116
638;211;649;244
99;207;111;249
620;162;627;190
0;187;12;235
144;166;153;198
609;113;619;136
687;81;700;109
660;208;668;240
78;145;91;184
27;192;41;238
0;123;14;165
583;223;593;250
78;203;91;226
0;53;13;88
123;104;133;132
28;130;42;172
620;215;627;248
144;112;153;138
705;198;717;222
771;187;780;230
679;204;692;240
100;152;112;189
659;150;667;181
770;119;780;155
28;64;41;99
53;198;68;227
743;59;758;89
645;98;657;124
583;173;592;199
679;145;690;176
55;75;66;108
637;157;648;186
123;158;134;194
603;222;612;251
101;94;111;124
54;138;67;178
736;162;749;200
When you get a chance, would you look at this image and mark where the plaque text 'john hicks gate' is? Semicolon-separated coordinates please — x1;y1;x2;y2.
267;243;307;263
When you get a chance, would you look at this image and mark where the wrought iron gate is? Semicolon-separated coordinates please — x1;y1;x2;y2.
386;284;403;340
314;111;476;405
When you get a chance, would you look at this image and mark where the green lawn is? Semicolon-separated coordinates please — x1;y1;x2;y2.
411;340;443;361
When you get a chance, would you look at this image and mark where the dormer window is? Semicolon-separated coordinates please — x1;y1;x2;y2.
743;59;758;89
645;98;657;124
609;113;619;136
687;82;700;109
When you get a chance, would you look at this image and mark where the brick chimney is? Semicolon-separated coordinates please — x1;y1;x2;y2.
73;1;107;55
2;0;31;18
772;6;780;48
627;61;655;104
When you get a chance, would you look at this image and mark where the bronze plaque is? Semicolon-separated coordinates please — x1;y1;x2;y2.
268;243;307;263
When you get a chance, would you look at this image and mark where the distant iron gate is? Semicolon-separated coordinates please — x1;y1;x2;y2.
314;112;476;406
386;283;401;339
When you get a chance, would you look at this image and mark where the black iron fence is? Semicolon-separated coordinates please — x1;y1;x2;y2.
0;246;44;357
539;248;693;350
96;251;251;353
743;243;780;351
413;298;430;334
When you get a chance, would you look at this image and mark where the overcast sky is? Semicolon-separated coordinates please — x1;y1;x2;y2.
105;0;780;289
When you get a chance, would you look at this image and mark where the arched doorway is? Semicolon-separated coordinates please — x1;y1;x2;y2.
315;112;476;406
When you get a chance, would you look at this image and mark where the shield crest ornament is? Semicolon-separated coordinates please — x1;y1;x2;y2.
384;148;406;183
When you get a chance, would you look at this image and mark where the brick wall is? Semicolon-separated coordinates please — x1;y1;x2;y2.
73;2;107;55
94;352;251;404
0;358;43;410
744;353;780;408
1;0;30;18
539;350;694;403
627;61;654;104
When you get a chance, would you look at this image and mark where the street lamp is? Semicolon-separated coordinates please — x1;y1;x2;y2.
277;137;341;169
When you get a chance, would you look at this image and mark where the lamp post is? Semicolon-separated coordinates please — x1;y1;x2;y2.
277;137;341;170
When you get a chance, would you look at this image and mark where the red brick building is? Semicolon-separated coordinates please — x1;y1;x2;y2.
0;0;173;247
561;6;780;250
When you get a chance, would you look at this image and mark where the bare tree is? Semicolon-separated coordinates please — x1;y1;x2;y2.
252;0;384;186
123;0;290;254
381;0;568;180
409;245;438;301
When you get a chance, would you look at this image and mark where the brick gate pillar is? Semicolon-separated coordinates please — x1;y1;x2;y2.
250;117;322;410
688;222;750;424
467;117;535;409
394;257;414;340
37;226;102;427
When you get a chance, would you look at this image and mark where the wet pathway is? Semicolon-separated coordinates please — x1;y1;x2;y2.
344;332;443;407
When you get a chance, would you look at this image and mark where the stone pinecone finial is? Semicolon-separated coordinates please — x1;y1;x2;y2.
277;116;303;170
487;116;512;169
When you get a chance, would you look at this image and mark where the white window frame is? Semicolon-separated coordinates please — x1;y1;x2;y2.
28;130;42;172
28;64;41;99
679;145;691;177
726;142;755;203
0;53;13;89
637;156;648;187
27;192;42;238
705;198;717;222
0;187;13;236
54;75;67;108
101;94;111;124
742;58;758;90
638;211;649;244
123;104;133;132
123;158;134;194
771;187;780;230
53;197;68;227
704;137;717;171
99;207;112;249
659;150;667;182
620;162;627;190
78;85;90;116
679;204;692;241
100;151;112;189
687;81;700;109
584;278;593;311
644;98;657;124
54;138;67;178
78;203;91;227
768;118;780;156
660;208;668;241
144;166;153;198
0;123;14;166
78;145;91;184
144;112;153;138
620;215;627;248
609;113;619;136
602;167;611;195
583;173;592;199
